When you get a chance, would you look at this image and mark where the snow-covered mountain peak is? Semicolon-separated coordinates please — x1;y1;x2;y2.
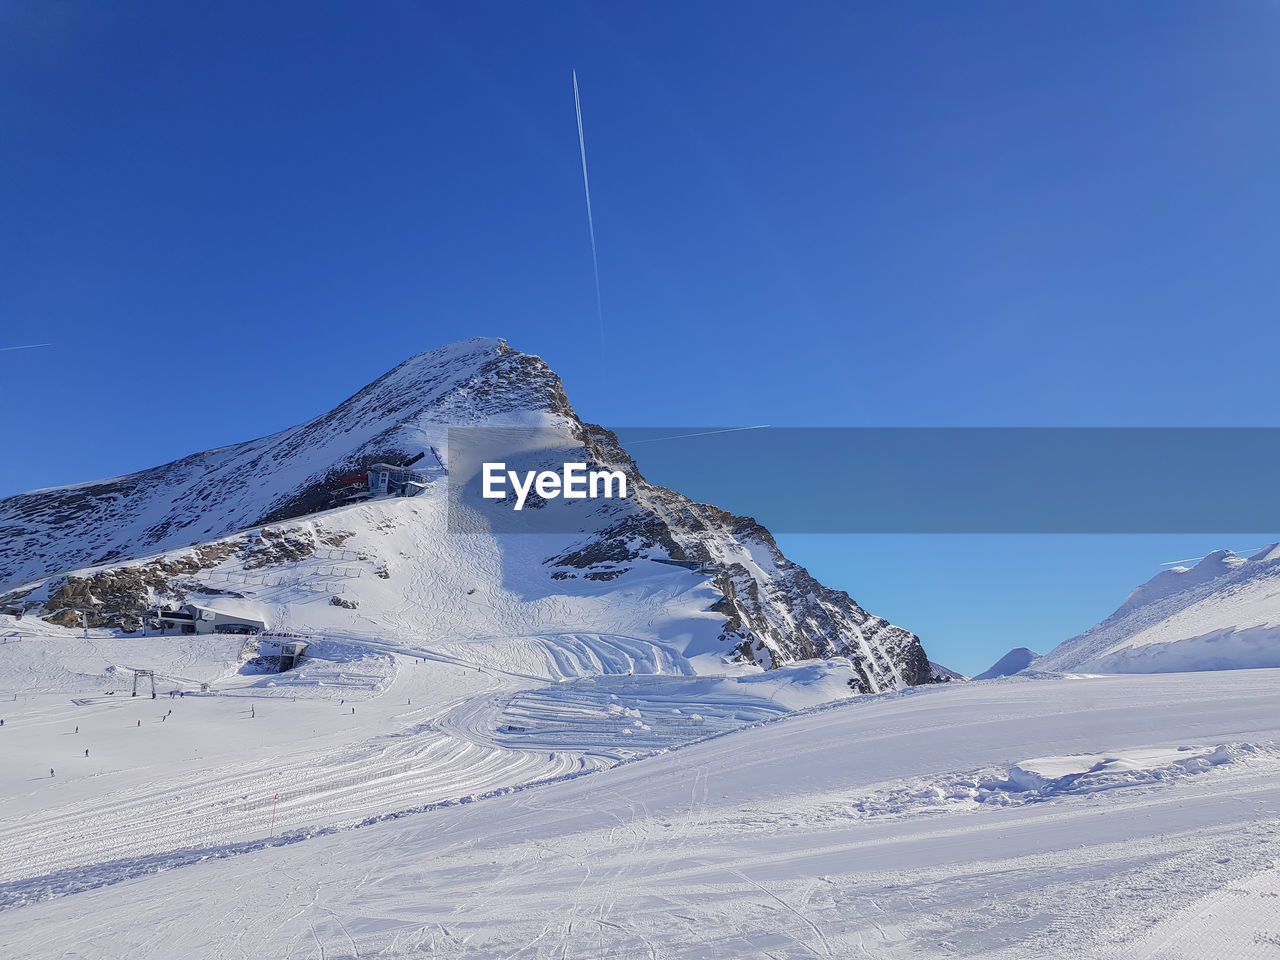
1113;548;1245;619
0;338;932;687
306;336;576;436
0;338;576;588
1037;543;1280;674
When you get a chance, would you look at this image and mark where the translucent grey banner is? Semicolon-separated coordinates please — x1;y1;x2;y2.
447;426;627;534
449;427;1280;534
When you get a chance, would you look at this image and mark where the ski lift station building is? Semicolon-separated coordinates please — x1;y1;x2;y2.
148;603;267;636
368;463;430;497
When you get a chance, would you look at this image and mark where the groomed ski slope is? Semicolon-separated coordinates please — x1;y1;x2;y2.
0;613;852;892
1;665;1277;959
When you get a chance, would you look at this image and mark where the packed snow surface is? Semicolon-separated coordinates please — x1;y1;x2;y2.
1;624;1276;959
0;339;1275;956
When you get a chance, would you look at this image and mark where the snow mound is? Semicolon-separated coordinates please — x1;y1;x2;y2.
849;742;1275;819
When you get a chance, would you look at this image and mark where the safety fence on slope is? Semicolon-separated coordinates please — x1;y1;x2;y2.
200;566;364;596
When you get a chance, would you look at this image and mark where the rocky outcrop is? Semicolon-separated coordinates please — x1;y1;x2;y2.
0;339;554;586
0;337;931;688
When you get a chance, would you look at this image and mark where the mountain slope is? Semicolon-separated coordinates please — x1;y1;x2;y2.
0;339;563;587
1037;545;1280;673
929;660;969;682
974;646;1039;680
0;338;929;688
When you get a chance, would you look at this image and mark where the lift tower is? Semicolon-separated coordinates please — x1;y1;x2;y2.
131;669;156;699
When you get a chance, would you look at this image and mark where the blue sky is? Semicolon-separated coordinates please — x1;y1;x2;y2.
3;2;1279;673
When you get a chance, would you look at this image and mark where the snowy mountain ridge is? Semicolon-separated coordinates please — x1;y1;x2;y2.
0;338;929;687
1036;544;1280;673
0;338;559;587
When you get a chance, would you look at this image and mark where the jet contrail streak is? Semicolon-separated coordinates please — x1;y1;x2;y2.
1160;548;1264;566
0;343;51;352
623;426;772;445
573;69;604;348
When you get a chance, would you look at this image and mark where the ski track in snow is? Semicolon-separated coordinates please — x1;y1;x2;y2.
0;615;823;899
0;661;1277;958
1;481;1277;957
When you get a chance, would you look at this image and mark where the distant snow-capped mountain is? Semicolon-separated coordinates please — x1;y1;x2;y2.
973;647;1039;680
0;338;931;689
1036;545;1280;673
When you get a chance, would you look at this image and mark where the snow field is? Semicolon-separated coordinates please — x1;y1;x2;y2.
0;613;843;900
2;669;1277;958
0;647;580;886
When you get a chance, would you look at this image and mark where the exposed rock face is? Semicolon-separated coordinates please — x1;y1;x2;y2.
34;543;242;631
0;338;931;687
929;661;969;682
0;339;561;586
545;479;928;686
536;423;930;688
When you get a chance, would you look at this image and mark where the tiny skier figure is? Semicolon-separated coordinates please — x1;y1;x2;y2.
84;748;89;758
50;768;54;777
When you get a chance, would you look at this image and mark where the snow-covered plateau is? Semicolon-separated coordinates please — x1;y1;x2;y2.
0;339;1277;957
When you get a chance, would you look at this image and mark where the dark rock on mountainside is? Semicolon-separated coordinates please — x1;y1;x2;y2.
0;337;932;687
928;661;969;682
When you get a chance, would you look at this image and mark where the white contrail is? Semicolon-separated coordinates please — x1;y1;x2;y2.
623;426;772;445
573;69;604;348
0;343;51;352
